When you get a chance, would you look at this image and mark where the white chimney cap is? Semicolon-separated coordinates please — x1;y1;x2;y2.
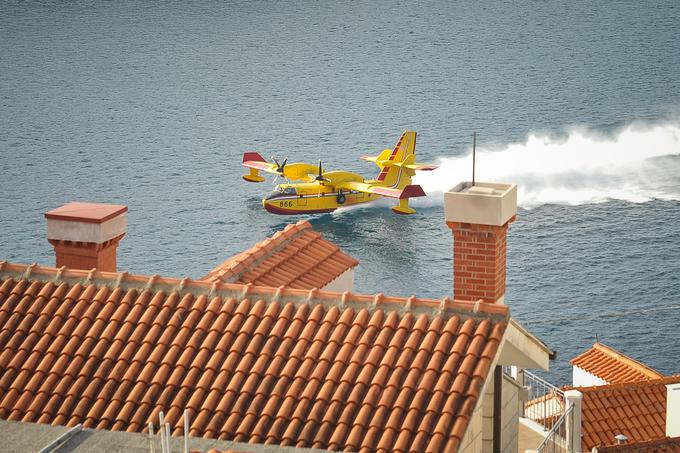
614;434;628;444
445;182;517;226
45;202;127;244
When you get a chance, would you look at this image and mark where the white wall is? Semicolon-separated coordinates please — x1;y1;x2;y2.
667;383;680;437
572;366;607;387
501;374;521;453
459;397;484;453
320;267;355;293
460;370;520;453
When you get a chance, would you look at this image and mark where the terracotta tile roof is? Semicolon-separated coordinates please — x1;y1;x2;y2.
202;221;359;290
189;450;248;453
577;375;680;451
0;261;508;453
198;450;249;453
570;342;664;384
596;437;680;453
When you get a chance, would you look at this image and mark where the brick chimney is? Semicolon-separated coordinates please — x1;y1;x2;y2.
45;202;127;272
444;182;517;304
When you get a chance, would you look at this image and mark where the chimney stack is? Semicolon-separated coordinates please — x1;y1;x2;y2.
45;202;127;272
445;182;517;304
668;382;680;437
614;434;628;445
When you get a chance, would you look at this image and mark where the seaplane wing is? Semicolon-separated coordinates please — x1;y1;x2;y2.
336;181;427;199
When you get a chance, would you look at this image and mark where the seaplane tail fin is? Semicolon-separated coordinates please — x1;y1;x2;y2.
370;131;417;187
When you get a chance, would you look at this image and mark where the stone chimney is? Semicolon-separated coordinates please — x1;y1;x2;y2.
444;182;517;304
668;382;680;437
45;202;127;272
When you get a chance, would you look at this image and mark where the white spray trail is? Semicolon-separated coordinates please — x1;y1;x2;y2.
414;122;680;208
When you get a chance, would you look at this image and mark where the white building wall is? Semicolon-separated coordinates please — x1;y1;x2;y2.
667;382;680;437
572;366;607;387
501;374;521;453
482;376;494;452
459;399;484;453
460;372;520;453
320;268;355;293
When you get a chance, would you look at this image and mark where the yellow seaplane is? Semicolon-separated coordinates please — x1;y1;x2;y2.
242;131;437;215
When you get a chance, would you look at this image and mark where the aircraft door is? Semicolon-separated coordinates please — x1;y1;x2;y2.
298;194;307;206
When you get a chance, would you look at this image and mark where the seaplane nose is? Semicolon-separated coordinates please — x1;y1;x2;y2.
263;199;280;214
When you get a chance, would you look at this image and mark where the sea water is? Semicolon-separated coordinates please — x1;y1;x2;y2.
1;0;679;384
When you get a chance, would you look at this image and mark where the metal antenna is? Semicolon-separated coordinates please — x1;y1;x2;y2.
149;423;155;453
472;131;477;186
159;412;166;453
165;423;171;453
183;410;189;453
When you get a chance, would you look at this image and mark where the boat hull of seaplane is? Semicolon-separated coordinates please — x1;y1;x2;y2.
262;188;381;215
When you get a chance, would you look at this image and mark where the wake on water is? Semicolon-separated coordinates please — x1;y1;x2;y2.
413;122;680;208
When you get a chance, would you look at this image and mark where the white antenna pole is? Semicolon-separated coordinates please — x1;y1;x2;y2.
183;410;189;453
472;131;477;186
158;412;166;453
149;423;155;453
165;423;171;453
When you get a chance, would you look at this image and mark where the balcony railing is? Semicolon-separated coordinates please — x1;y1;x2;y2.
522;370;566;431
535;404;574;453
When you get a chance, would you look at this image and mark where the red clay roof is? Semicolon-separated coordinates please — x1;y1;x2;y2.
596;437;680;453
0;261;508;453
203;220;359;290
578;376;680;451
570;342;663;384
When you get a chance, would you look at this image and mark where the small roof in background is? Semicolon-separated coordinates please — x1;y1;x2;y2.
595;436;680;452
203;220;359;289
578;375;680;451
44;202;128;224
570;342;663;384
0;261;509;453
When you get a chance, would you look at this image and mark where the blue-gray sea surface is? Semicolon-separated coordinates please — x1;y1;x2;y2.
2;0;680;385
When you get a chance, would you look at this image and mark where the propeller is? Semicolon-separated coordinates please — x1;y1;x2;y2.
271;156;288;175
315;160;328;197
315;160;328;182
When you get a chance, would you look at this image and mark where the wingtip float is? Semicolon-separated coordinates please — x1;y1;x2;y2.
242;131;438;215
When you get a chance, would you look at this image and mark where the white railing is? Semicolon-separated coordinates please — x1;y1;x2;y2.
535;404;574;453
523;370;566;431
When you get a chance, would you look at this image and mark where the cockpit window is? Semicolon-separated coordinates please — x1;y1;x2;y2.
265;187;297;200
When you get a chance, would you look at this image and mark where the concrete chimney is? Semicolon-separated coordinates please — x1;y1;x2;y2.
614;434;628;445
667;382;680;437
444;182;517;304
45;202;127;272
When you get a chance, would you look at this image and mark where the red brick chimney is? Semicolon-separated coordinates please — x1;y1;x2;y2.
45;202;127;272
445;182;517;304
